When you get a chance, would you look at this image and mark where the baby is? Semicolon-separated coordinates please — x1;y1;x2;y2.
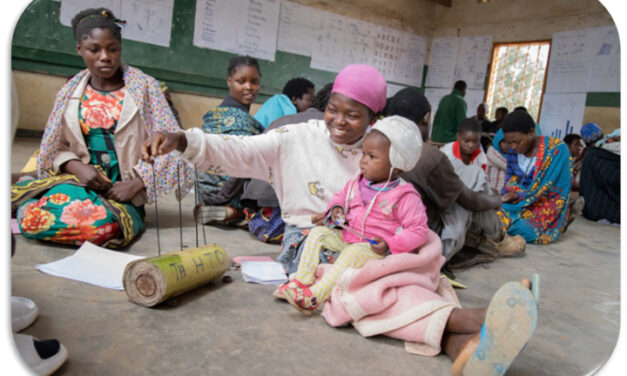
279;116;429;314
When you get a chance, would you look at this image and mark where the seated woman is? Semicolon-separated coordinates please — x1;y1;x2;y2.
499;111;572;244
144;63;386;273
195;56;265;225
11;8;192;248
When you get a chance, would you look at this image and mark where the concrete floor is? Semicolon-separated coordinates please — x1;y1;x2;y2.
9;136;620;375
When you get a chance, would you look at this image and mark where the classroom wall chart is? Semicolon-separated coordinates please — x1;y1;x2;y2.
193;0;280;61
60;0;174;48
279;1;426;86
425;35;492;90
424;37;459;89
538;93;587;138
545;25;620;93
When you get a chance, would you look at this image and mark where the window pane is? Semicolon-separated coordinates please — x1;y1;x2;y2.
486;41;550;122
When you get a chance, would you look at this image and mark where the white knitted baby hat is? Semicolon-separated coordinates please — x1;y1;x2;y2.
371;115;423;171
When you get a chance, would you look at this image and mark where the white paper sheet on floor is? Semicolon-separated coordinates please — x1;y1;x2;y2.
241;261;287;285
36;241;145;290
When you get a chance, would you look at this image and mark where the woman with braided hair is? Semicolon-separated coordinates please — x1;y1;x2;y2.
11;8;193;248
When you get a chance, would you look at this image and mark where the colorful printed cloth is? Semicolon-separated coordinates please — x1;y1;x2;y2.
36;65;193;203
499;136;572;244
245;207;285;244
14;83;145;248
197;100;264;205
14;180;144;248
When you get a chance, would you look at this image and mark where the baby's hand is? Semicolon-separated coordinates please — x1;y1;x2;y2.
370;237;389;255
331;207;346;225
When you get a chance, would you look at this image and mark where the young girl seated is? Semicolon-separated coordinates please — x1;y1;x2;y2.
440;118;487;174
440;118;491;194
280;116;428;314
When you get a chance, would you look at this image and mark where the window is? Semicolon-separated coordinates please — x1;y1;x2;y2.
485;41;551;121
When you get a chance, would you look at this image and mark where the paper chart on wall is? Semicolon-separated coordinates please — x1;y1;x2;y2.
310;10;347;72
538;93;587;139
60;0;173;47
193;0;280;61
425;37;460;88
545;25;620;93
60;0;122;27
375;27;426;87
464;90;486;118
455;36;492;90
545;28;590;93
586;25;620;93
308;8;426;86
120;0;174;47
277;0;318;56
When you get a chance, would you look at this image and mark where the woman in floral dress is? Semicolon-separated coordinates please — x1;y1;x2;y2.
11;8;192;248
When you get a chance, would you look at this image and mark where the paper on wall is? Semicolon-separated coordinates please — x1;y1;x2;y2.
193;0;280;61
538;93;587;139
60;0;173;47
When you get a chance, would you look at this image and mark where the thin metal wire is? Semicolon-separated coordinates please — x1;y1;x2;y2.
194;165;207;244
151;163;161;256
193;166;201;247
177;162;183;250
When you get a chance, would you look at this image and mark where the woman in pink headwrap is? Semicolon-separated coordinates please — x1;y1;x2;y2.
141;64;386;272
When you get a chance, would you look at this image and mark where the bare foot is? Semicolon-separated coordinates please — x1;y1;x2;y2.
451;333;480;376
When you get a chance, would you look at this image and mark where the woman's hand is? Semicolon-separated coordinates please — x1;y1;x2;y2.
370;237;389;255
105;177;145;203
63;160;111;191
501;191;519;203
141;131;187;162
330;207;345;224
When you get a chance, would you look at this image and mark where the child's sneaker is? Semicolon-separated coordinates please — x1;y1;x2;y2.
283;284;320;315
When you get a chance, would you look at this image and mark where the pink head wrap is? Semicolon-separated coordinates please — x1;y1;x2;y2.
331;64;387;113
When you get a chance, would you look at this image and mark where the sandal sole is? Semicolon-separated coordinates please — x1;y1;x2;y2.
464;281;538;376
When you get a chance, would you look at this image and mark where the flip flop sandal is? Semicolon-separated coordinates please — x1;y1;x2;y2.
283;284;320;316
463;277;540;376
272;279;307;300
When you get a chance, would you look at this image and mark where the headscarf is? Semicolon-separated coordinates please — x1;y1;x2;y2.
580;122;604;144
371;115;422;171
332;64;387;113
492;128;506;155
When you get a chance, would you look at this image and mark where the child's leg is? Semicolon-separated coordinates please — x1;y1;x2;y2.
310;242;383;301
294;226;345;285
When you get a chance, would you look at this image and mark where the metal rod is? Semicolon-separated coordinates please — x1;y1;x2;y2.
194;165;208;244
193;166;200;247
151;163;161;256
177;162;183;250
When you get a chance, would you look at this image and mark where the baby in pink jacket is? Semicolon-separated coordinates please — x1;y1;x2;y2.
280;116;429;314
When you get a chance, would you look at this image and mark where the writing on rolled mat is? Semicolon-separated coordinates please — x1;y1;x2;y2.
168;250;228;282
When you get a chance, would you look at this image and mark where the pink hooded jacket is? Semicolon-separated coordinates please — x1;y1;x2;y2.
327;175;429;254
